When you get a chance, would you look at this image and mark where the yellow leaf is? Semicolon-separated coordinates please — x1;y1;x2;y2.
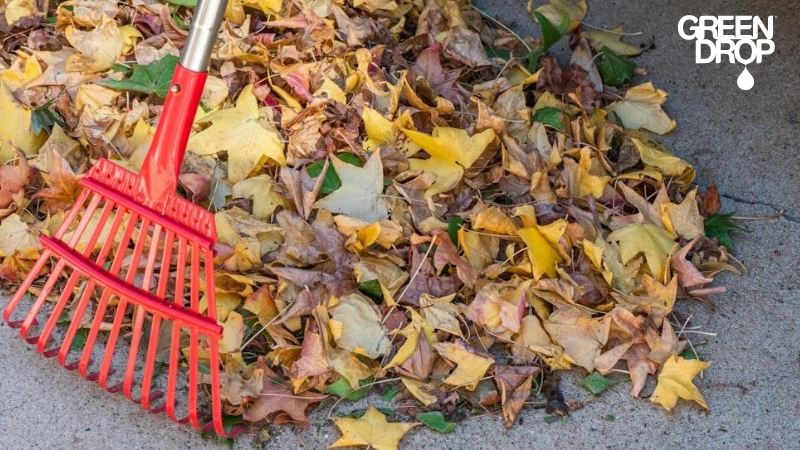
384;327;419;370
651;355;711;411
219;311;245;354
575;147;610;198
661;188;704;239
534;0;587;32
189;85;286;183
5;0;36;25
313;151;388;223
512;315;573;369
607;223;678;282
470;206;517;235
419;294;462;337
631;137;694;182
64;17;124;73
543;308;610;372
329;293;391;358
0;52;42;92
0;81;46;162
516;213;567;281
330;406;418;450
313;76;346;104
583;26;644;56
231;174;287;220
433;340;494;390
606;83;676;135
0;214;40;257
403;127;495;197
118;25;143;55
401;377;437;406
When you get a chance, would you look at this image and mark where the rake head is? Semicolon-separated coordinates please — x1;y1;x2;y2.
3;159;231;437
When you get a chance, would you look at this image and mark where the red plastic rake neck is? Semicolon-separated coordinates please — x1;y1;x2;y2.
4;0;234;437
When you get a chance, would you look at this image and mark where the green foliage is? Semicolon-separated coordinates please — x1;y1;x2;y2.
325;376;373;401
598;46;636;87
416;411;456;433
103;55;180;98
579;371;618;395
307;153;363;195
532;106;565;131
704;212;748;252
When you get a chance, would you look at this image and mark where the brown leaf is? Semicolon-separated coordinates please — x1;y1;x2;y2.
699;183;721;215
244;360;327;425
493;365;540;428
0;148;30;211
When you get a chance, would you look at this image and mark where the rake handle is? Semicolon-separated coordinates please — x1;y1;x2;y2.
139;0;228;206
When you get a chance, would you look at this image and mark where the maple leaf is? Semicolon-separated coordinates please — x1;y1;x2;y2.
0;81;47;162
189;85;286;183
64;17;125;73
517;217;567;281
661;188;704;239
544;307;610;372
313;151;388;223
0;149;30;211
607;223;678;282
329;293;391;359
606;83;676;135
32;148;81;214
0;214;41;257
670;238;713;290
244;360;327;425
493;365;540;428
650;355;711;411
433;340;495;390
403;127;496;197
330;406;418;450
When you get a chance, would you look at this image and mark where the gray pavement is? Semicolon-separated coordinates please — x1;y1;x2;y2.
2;0;800;448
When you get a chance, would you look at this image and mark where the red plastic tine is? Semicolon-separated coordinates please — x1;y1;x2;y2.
19;193;103;339
59;203;128;368
77;209;139;379
187;241;202;429
165;236;187;423
123;223;163;401
37;198;117;356
98;217;152;391
139;228;176;411
204;246;225;436
2;189;90;325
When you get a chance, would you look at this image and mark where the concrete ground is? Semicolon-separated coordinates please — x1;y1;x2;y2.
2;0;799;448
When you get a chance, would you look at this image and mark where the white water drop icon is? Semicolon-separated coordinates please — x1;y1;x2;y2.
737;67;754;90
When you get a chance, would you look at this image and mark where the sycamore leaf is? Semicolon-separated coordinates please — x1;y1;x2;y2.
607;83;676;135
607;223;678;281
313;151;388;223
329;293;391;358
103;54;179;98
189;85;286;183
433;340;495;390
650;356;711;411
661;188;704;239
534;0;587;32
231;174;287;220
584;27;645;56
0;81;47;162
64;17;124;73
403;127;495;197
330;406;418;450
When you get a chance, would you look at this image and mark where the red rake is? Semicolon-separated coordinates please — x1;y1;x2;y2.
3;0;236;437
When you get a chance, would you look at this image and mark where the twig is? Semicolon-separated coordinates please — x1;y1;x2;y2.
470;5;533;55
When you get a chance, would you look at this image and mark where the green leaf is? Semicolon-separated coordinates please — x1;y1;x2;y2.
535;12;564;50
532;106;565;131
172;9;191;30
447;216;464;247
704;212;748;252
579;372;618;395
358;279;384;303
103;54;180;98
680;348;699;360
306;153;362;195
598;46;635;87
70;328;89;351
31;100;66;135
162;0;197;6
416;412;456;433
325;376;373;401
381;385;401;402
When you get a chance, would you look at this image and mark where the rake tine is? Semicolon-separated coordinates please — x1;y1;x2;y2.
165;236;187;423
98;217;153;392
140;228;176;412
187;241;201;429
19;193;104;339
79;210;140;380
123;224;164;403
60;202;128;368
204;246;226;436
37;197;117;356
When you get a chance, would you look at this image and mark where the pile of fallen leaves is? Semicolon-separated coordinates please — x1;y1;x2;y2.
0;0;743;446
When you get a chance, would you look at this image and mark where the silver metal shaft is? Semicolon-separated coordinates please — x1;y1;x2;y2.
180;0;228;72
